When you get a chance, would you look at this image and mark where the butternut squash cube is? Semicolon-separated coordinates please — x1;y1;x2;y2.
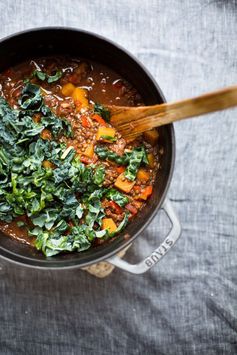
147;153;155;168
96;127;116;142
72;87;89;108
42;160;55;169
144;129;159;146
137;168;150;182
114;173;135;193
41;129;52;140
84;144;94;158
102;218;117;233
135;186;153;201
61;83;75;96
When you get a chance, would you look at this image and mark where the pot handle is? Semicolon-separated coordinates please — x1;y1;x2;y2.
107;198;181;274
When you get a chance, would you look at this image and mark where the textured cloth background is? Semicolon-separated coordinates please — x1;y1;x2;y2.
0;1;237;354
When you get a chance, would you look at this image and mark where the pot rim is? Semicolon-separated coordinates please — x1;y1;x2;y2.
0;27;175;269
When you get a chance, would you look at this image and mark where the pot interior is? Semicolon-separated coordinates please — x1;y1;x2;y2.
0;28;174;268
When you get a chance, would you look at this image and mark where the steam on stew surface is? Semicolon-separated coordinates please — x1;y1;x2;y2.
0;57;160;256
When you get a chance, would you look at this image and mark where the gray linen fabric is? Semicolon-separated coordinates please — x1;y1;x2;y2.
0;0;237;354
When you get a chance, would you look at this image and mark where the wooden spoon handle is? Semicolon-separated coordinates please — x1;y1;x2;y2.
109;85;237;138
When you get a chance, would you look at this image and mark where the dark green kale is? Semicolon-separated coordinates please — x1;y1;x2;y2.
19;83;42;111
18;83;72;139
93;165;105;186
0;94;43;149
94;103;110;122
32;69;63;84
106;189;129;207
95;145;129;165
95;145;148;180
100;135;117;142
108;212;129;237
0;85;135;257
124;146;148;181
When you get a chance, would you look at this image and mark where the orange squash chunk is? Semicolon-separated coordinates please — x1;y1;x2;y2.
61;83;75;96
42;160;55;169
41;129;52;140
135;186;153;200
72;87;89;108
144;129;159;146
84;144;94;158
96;127;116;142
137;168;150;182
147;153;155;168
102;218;117;233
114;173;135;193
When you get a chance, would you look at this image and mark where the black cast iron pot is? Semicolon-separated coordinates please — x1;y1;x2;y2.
0;28;181;273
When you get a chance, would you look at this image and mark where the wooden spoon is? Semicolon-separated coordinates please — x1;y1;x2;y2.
108;85;237;139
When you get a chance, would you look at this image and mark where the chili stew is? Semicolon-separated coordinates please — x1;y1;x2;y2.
0;57;160;256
